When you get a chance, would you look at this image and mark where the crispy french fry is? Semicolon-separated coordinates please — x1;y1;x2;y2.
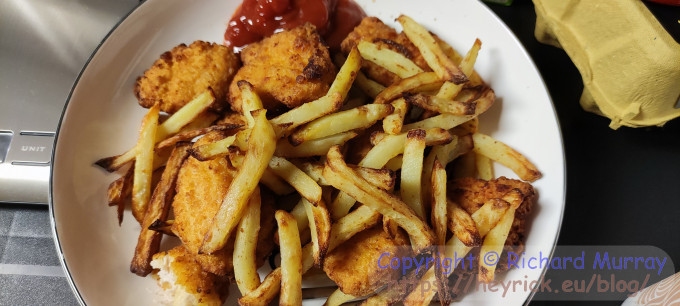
289;104;394;145
400;129;427;219
303;198;331;266
326;289;356;306
446;201;482;247
234;187;262;295
323;146;435;252
130;142;191;276
437;38;482;100
436;38;484;87
469;199;510;237
476;153;494;180
155;124;241;151
479;207;516;283
333;53;385;98
431;159;448;246
402;87;495;131
357;41;424;78
95;90;216;171
276;210;302;306
132;103;160;223
109;164;134;225
421;135;473;201
374;72;443;104
397;15;467;84
260;168;295;195
382;98;409;135
191;129;250;161
238;268;281;306
147;219;176;236
200;110;276;254
268;156;322;204
327;205;381;251
300;162;395;190
238;81;264;128
271;48;361;137
276;132;358;158
472;133;542;182
404;93;476;115
360;128;452;168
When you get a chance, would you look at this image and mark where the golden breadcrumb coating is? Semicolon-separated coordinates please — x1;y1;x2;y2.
135;41;240;114
229;23;336;112
341;17;430;86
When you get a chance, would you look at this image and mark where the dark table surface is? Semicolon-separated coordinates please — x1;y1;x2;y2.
487;0;680;305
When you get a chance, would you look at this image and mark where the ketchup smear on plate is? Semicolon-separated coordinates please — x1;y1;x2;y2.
224;0;366;50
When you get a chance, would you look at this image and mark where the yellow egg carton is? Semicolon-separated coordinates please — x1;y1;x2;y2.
533;0;680;129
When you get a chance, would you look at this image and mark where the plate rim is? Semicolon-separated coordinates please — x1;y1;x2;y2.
48;1;568;305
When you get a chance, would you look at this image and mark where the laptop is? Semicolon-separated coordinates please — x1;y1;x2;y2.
0;0;139;204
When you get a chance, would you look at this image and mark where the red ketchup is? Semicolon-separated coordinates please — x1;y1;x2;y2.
224;0;366;50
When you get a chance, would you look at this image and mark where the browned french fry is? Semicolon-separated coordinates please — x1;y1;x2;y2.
404;93;476;115
303;198;331;266
190;129;250;161
431;159;448;246
478;207;516;283
275;132;358;158
154;124;241;151
300;162;395;190
359;128;452;168
268;156;322;205
132;103;160;223
109;165;134;225
323;146;435;252
238;80;264;128
397;15;468;84
234;187;262;295
447;201;482;247
382;98;409;135
200;109;276;254
472;133;542;182
421;135;473;201
130;142;191;276
476;153;494;180
276;210;302;306
332;53;385;98
357;41;424;78
437;38;482;100
400;129;427;219
238;268;281;306
435;37;484;86
402;87;495;131
374;72;443;104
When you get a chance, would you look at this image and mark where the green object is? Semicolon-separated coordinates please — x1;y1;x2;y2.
482;0;513;5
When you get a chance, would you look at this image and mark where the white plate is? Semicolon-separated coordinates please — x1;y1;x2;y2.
50;0;566;305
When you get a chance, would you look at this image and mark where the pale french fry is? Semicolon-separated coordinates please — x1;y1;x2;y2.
268;156;322;204
289;104;394;145
303;198;331;266
476;153;494;180
468;199;510;237
383;155;403;171
323;146;435;252
437;38;482;100
340;97;366;112
402;87;495;131
436;37;484;86
397;15;467;84
326;288;356;306
478;207;516;283
382;98;409;135
277;132;358;158
260;168;296;195
327;205;381;251
447;201;482;247
238;268;281;306
431;159;448;246
130;142;191;276
234;187;262;295
175;111;219;133
400;129;427;219
95;90;216;171
360;128;452;168
472;133;542;182
191;129;250;161
238;80;264;128
373;72;443;104
276;210;302;306
357;41;424;78
200;110;276;254
155;124;241;151
333;53;385;98
404;93;476;115
421;135;473;201
271;48;361;137
132;103;160;223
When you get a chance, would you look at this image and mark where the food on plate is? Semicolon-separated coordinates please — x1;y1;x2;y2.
135;41;239;114
95;5;544;304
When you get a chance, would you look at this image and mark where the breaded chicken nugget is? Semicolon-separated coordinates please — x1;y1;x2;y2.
229;23;336;112
341;17;430;86
135;41;240;114
323;226;410;297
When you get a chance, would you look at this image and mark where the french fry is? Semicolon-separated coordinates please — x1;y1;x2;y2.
132;103;160;223
276;210;302;306
404;93;476;115
400;129;427;220
430;159;448;246
437;38;482;100
373;72;443;104
333;53;385;98
300;162;395;190
234;187;262;295
402;87;495;131
289;104;394;145
303;198;331;266
260;168;295;195
447;201;482;247
200;109;276;254
326;289;356;306
155;124;241;151
382;98;409;135
191;129;250;161
452;151;477;179
108;164;134;225
383;155;403;171
360;128;452;168
478;207;516;283
271;48;361;137
238;80;264;128
476;153;494;180
357;41;424;78
268;156;322;204
95;90;216;171
147;219;176;236
327;205;381;251
397;15;468;84
276;132;358;158
238;268;281;306
323;146;435;252
472;133;542;182
421;135;473;201
175;111;219;133
130;142;191;276
468;199;510;237
435;37;484;87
